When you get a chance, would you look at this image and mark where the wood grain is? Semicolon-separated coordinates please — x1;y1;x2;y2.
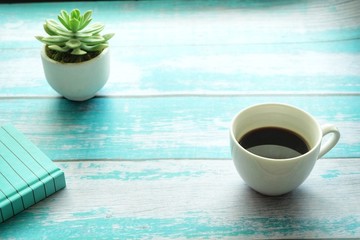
1;0;360;48
1;43;360;96
0;96;358;160
0;158;359;239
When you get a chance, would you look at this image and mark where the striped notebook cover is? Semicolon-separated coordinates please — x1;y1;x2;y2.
0;124;66;223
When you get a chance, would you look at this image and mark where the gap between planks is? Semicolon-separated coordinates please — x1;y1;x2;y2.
2;36;360;50
52;157;357;163
53;158;233;163
1;92;360;100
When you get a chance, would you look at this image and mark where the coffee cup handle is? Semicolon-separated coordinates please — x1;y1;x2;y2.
318;124;341;159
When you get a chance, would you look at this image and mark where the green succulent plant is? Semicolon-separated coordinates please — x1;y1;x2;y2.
36;9;114;62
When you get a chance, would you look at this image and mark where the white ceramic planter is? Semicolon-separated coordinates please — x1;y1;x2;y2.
41;47;110;101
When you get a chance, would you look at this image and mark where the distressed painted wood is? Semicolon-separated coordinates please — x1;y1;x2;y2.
0;159;360;239
0;43;360;96
0;0;359;239
1;0;360;96
0;96;359;160
1;0;360;48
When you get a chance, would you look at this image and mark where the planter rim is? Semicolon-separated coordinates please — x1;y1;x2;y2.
41;46;109;66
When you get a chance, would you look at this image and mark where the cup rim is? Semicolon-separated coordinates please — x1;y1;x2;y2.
230;102;322;162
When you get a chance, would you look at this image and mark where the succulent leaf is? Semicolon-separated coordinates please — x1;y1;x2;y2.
66;39;82;48
71;9;80;19
58;10;70;30
78;10;93;31
80;23;104;34
74;32;93;38
40;36;69;44
81;43;108;52
79;35;105;44
61;10;70;20
71;48;87;55
46;20;73;37
48;45;70;52
43;23;57;36
69;18;80;32
103;33;115;41
35;36;44;42
83;10;92;22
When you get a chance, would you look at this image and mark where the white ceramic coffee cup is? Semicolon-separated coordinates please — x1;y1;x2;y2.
230;103;340;196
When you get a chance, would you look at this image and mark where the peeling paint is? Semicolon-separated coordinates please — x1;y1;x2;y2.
80;169;205;181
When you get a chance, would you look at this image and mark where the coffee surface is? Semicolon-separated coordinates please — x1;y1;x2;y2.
239;127;309;159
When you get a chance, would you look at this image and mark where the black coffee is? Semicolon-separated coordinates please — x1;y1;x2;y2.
239;127;309;159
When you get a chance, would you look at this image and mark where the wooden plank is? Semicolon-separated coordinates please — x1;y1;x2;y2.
1;0;359;96
0;41;360;96
1;0;360;49
0;96;358;160
0;158;359;239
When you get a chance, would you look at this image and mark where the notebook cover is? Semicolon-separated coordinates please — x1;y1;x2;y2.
0;124;66;223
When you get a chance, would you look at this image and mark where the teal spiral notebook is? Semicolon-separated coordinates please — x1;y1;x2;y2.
0;124;66;223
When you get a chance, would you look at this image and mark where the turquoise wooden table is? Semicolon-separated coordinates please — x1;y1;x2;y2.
1;0;360;239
